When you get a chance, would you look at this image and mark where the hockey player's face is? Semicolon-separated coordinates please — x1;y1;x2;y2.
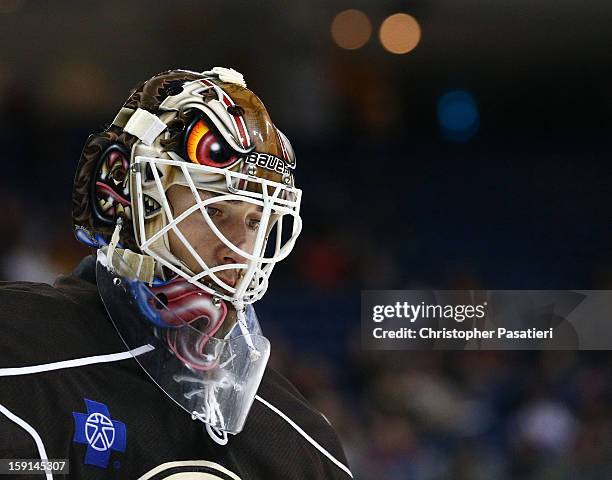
166;185;262;289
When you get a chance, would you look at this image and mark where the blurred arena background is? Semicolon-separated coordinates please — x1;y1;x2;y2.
1;1;611;478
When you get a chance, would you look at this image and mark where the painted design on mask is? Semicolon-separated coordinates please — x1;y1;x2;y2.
149;278;228;331
131;277;230;371
93;147;132;223
184;116;239;168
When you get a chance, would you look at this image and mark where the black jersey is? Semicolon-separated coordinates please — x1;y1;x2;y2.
0;257;352;479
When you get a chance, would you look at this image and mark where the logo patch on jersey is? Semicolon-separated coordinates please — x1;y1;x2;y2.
72;398;127;468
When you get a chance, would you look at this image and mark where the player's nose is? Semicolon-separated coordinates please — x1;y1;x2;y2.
217;219;252;265
211;222;252;288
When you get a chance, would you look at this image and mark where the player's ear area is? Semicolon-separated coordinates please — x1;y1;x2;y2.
72;130;138;250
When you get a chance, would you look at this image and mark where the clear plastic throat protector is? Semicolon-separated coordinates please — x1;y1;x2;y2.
96;247;270;435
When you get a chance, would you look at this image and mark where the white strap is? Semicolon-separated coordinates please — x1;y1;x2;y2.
123;108;167;145
202;67;246;87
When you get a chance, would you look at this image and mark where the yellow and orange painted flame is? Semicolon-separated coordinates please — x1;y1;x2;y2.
185;119;209;164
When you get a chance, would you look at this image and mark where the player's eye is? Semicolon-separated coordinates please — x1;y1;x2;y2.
185;118;237;167
247;216;261;231
204;206;222;218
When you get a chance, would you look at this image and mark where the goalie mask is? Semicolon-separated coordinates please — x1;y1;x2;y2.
72;67;302;435
73;67;301;304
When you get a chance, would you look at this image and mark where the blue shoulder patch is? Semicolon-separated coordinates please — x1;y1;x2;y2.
72;399;126;469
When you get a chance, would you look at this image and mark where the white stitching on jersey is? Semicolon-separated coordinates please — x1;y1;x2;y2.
0;403;53;480
254;395;354;478
0;344;154;377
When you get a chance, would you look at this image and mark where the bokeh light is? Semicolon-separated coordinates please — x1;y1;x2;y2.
331;9;372;50
437;90;480;142
379;13;421;54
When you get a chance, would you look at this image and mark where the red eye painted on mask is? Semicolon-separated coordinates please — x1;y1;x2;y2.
185;119;237;167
